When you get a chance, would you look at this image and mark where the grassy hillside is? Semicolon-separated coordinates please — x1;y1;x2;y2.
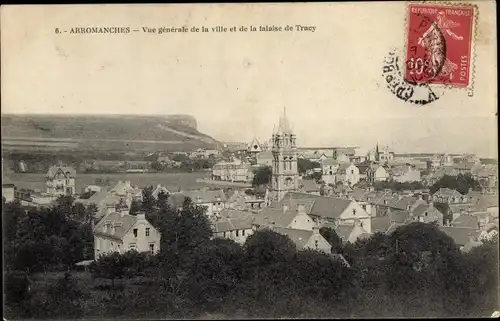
1;114;218;152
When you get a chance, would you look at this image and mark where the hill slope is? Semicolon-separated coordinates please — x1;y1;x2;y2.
1;114;218;153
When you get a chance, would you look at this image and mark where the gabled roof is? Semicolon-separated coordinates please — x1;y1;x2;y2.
109;181;134;196
433;188;464;198
253;207;310;228
93;212;140;240
47;165;76;178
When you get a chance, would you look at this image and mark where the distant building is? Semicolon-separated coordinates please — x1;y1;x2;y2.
168;189;228;218
256;151;273;167
93;212;161;258
2;184;16;202
391;164;421;183
212;159;254;183
46;164;76;196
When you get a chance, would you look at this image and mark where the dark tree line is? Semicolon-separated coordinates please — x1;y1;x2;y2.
374;179;424;191
430;173;482;195
3;192;499;319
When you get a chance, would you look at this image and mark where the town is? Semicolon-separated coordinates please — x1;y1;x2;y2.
2;109;498;319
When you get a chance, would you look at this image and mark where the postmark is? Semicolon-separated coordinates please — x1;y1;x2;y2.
405;3;475;88
383;48;443;105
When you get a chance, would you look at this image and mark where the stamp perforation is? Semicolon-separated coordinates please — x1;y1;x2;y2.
403;1;479;95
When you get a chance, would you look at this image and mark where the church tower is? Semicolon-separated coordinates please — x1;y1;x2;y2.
271;108;299;202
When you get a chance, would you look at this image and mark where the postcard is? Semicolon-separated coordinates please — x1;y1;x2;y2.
1;2;498;319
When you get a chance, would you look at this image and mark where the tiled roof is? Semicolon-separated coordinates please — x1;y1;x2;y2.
335;225;354;241
370;216;392;233
412;204;435;217
434;188;464;198
438;226;480;246
253;207;305;228
470;195;499;212
451;215;479;229
448;204;471;214
94;212;139;240
271;227;314;250
219;209;255;221
213;217;253;233
283;192;354;217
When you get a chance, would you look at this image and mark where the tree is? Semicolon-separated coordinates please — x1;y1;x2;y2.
252;166;272;187
430;173;481;195
44;272;88;318
89;251;150;298
243;229;297;267
141;186;155;213
130;199;142;215
157;197;212;257
319;227;343;253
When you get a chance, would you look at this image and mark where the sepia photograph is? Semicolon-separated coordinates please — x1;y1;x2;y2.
1;2;498;319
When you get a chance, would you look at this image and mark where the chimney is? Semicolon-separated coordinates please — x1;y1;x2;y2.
136;212;146;221
282;204;289;213
428;201;434;208
297;204;305;214
312;226;320;235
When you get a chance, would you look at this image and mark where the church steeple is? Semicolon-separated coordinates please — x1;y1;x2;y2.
277;107;292;135
271;108;298;203
375;143;380;162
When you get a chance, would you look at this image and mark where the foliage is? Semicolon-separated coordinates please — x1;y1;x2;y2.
3;199;95;272
4;189;499;320
430;173;481;195
252;165;272;187
297;158;320;174
374;180;424;191
319;227;343;253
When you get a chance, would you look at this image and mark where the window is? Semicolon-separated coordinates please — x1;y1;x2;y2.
223;232;226;238
133;228;138;237
242;230;245;236
425;212;428;217
236;230;239;237
146;228;150;236
315;240;319;248
149;244;155;254
352;209;356;216
129;244;136;250
351;170;354;174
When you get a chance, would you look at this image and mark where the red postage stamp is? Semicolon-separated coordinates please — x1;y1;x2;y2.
404;3;475;87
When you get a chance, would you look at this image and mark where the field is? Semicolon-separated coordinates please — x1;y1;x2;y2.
3;171;212;193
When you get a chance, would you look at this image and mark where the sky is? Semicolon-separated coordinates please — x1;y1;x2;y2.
1;3;497;157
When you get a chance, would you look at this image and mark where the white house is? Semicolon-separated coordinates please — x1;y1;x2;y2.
345;164;360;186
93;212;161;259
46;164;76;196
